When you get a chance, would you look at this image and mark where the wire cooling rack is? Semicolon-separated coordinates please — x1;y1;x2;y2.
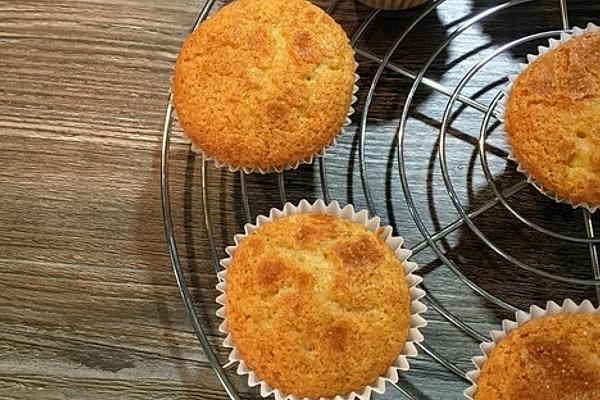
161;0;600;398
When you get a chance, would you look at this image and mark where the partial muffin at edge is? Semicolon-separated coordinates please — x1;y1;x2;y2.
475;313;600;400
505;31;600;205
225;213;411;399
172;0;356;172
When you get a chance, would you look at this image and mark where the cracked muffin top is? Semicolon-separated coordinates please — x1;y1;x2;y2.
224;213;411;398
172;0;356;172
505;31;600;206
475;313;600;400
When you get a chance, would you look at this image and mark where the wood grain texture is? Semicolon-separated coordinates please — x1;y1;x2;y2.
2;0;600;399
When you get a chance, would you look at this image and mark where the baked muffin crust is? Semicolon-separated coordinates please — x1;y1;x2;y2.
476;313;600;400
505;31;600;205
172;0;356;172
225;213;411;398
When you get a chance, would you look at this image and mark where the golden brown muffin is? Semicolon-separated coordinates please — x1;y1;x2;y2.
475;313;600;400
172;0;356;172
225;213;411;398
505;31;600;206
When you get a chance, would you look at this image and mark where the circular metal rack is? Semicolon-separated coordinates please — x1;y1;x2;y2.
161;0;600;398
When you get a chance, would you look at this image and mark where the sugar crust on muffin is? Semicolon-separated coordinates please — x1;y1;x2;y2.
172;0;356;172
225;213;411;398
505;31;600;206
475;313;600;400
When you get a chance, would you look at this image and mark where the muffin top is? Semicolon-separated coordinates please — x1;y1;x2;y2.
172;0;356;172
475;313;600;400
225;213;411;398
505;31;600;205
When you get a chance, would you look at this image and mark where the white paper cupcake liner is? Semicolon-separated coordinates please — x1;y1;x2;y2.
357;0;429;10
215;199;428;400
502;22;600;212
179;64;360;175
464;298;600;400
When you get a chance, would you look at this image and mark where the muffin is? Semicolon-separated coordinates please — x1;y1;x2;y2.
504;28;600;208
217;200;426;399
172;0;357;173
357;0;429;10
466;301;600;400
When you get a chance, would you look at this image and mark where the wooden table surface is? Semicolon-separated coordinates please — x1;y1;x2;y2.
2;0;600;399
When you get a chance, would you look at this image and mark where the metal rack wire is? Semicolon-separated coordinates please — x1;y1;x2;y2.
160;0;600;398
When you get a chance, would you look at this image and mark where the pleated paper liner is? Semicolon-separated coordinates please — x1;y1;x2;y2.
179;65;360;175
464;298;600;399
216;199;428;400
502;22;600;212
